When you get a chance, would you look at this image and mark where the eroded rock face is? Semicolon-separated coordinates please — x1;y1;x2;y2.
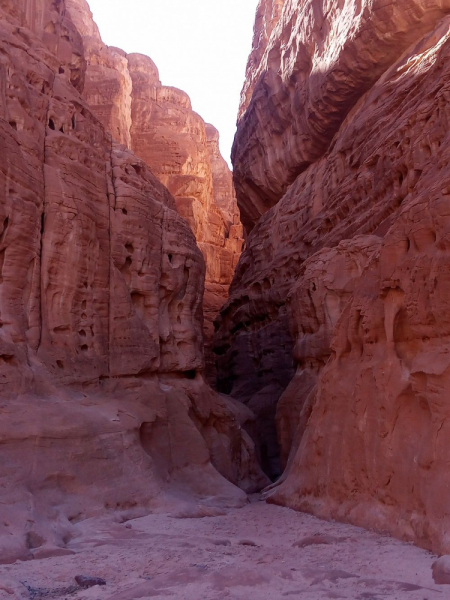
128;56;244;382
202;124;244;380
224;0;450;551
271;164;450;550
276;236;381;473
65;0;132;148
233;0;450;232
64;4;244;381
0;0;264;564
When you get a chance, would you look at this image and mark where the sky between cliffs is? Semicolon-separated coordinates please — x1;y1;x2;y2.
87;0;260;168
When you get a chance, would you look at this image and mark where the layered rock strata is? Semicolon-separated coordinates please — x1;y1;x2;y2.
0;0;264;564
65;0;244;381
233;0;450;232
218;0;450;551
127;56;244;380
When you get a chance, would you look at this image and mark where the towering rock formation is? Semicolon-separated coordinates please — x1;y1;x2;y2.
233;0;450;233
126;55;244;380
65;0;244;381
218;0;450;551
0;0;264;564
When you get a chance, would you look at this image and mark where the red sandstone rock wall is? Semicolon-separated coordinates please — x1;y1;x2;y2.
64;1;244;382
126;56;244;379
233;0;450;232
0;0;264;564
220;0;450;550
276;236;381;474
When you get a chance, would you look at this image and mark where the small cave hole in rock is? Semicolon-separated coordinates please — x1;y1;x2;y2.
48;118;56;130
9;121;17;131
184;370;197;380
59;66;65;74
125;243;134;254
122;208;128;215
131;292;146;321
56;360;64;369
80;344;88;352
168;253;173;263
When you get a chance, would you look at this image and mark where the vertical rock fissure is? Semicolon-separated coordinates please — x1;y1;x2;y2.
106;135;116;379
36;71;57;355
159;205;167;370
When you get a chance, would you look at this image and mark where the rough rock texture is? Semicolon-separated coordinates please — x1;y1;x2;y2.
238;0;285;124
432;556;450;585
126;56;244;380
0;0;264;564
276;236;381;473
129;59;244;381
233;0;450;232
64;1;244;382
203;124;244;379
65;0;132;148
219;0;450;551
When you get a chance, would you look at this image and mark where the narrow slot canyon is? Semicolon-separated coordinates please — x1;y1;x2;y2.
2;0;450;598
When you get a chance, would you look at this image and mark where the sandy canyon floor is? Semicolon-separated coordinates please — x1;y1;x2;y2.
0;499;444;600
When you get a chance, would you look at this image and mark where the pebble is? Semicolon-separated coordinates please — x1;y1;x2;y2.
75;575;107;588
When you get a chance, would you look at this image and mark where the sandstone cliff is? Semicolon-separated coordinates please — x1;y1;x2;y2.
233;0;450;232
65;0;244;382
0;0;264;564
219;0;450;551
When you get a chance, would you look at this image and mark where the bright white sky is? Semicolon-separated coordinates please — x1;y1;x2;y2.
87;0;259;167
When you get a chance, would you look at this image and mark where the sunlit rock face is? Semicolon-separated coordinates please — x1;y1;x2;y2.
220;0;450;551
0;0;265;564
65;0;132;147
126;57;244;381
233;0;450;233
65;0;244;383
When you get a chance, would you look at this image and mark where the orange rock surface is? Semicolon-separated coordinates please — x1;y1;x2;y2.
233;0;450;232
276;236;381;474
220;0;450;551
0;0;264;564
65;0;244;382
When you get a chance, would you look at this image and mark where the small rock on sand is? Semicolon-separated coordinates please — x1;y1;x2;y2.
75;575;107;588
432;556;450;584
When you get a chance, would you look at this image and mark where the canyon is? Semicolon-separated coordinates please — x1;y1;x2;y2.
217;0;450;556
2;0;450;595
0;0;263;567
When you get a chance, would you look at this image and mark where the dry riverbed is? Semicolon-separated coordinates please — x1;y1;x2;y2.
0;499;444;599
